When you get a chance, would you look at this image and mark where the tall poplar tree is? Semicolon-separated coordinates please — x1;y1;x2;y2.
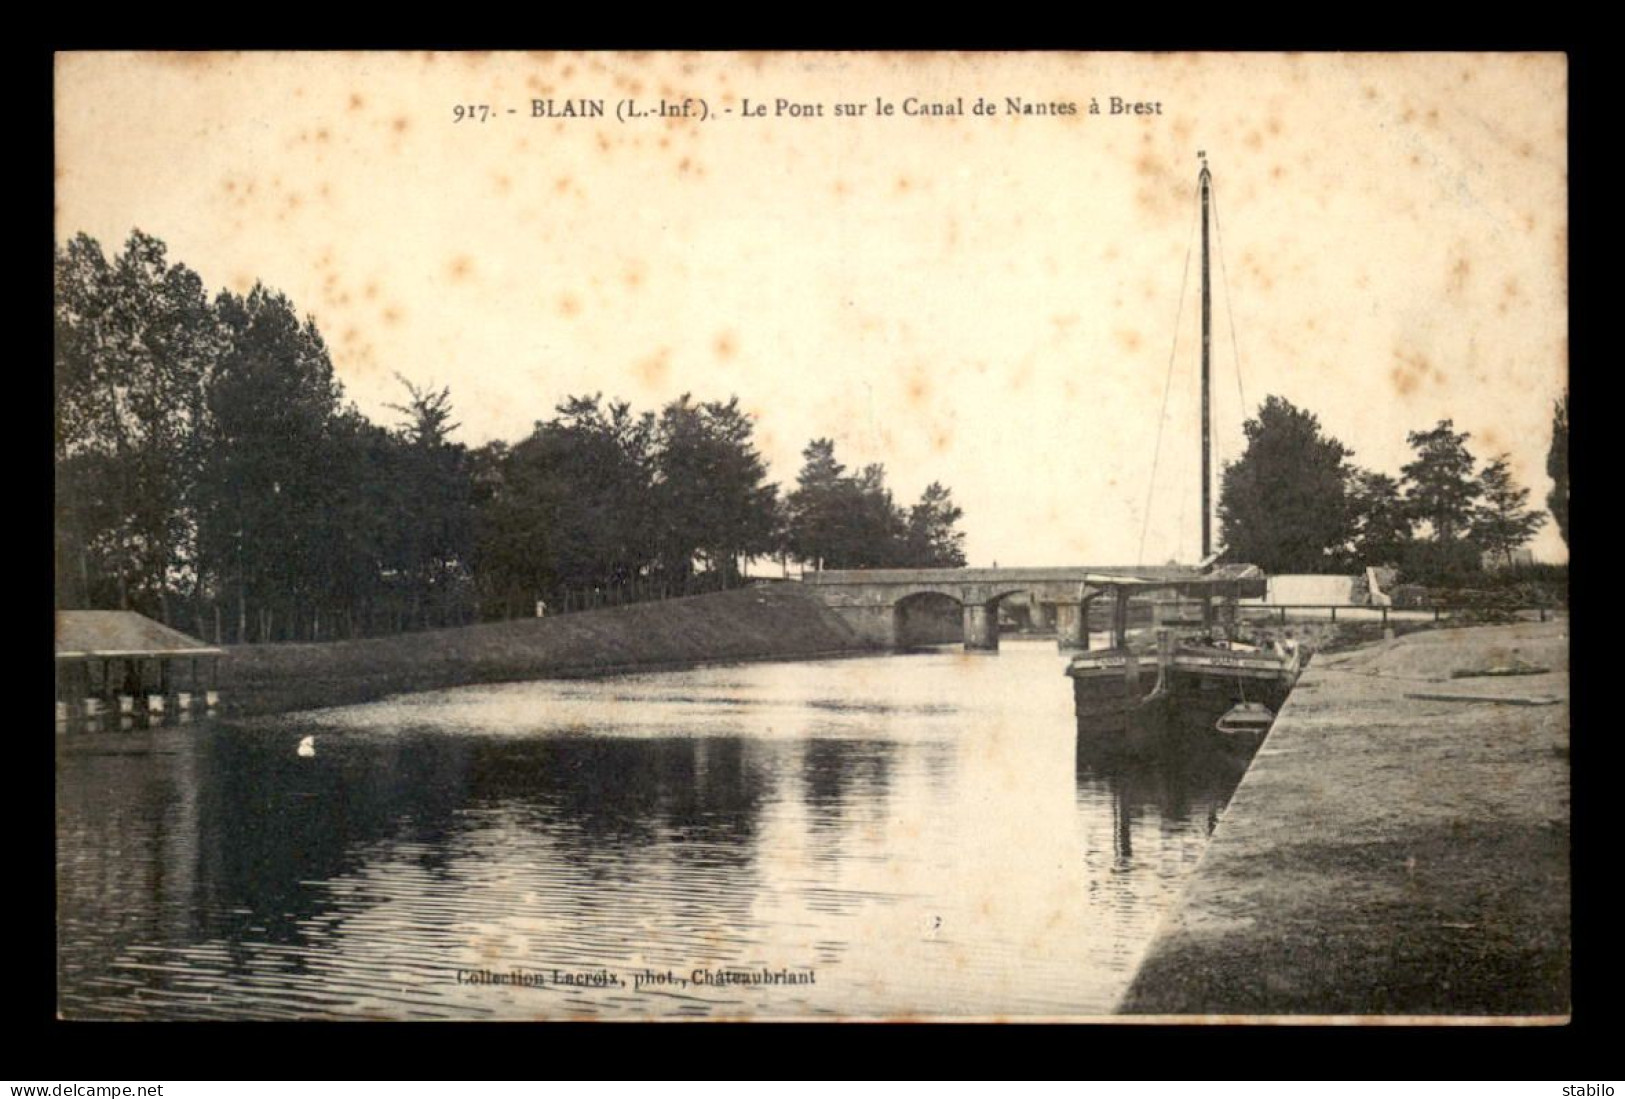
194;284;346;641
1547;392;1568;549
54;230;218;618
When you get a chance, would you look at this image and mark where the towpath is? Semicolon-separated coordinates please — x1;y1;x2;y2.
1119;619;1570;1018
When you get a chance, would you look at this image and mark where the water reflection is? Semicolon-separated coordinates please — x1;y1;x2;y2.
57;641;1256;1019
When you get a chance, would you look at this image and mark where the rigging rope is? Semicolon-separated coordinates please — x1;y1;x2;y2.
1177;466;1190;565
1137;200;1200;565
1209;177;1250;422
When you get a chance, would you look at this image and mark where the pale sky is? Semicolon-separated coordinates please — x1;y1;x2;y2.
55;51;1569;566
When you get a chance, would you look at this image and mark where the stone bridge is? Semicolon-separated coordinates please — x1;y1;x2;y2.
800;566;1210;651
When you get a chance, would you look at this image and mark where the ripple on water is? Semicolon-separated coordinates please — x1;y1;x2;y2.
57;643;1250;1019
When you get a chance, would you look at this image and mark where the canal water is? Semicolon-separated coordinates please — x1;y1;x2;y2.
56;639;1251;1020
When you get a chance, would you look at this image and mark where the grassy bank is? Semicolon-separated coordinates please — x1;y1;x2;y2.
219;583;872;717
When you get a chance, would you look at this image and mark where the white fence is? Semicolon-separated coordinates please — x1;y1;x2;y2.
1241;574;1363;607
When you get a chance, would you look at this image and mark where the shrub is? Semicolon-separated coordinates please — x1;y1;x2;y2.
1397;539;1485;588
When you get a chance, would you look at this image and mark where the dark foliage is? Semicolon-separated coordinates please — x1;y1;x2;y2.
1217;396;1355;573
1547;393;1568;549
56;231;969;636
783;440;968;570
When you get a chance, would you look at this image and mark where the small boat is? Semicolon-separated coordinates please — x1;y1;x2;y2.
1214;701;1276;737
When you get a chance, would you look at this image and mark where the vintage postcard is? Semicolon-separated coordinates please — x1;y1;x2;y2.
54;51;1569;1022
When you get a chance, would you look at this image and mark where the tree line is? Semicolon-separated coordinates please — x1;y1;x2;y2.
1217;394;1565;583
55;231;967;642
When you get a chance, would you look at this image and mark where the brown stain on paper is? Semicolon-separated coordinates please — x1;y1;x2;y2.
1390;349;1445;398
636;348;671;390
903;367;931;407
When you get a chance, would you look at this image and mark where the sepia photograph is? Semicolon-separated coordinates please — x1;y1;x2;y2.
53;50;1569;1022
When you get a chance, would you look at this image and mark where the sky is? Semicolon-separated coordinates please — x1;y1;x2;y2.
54;51;1569;566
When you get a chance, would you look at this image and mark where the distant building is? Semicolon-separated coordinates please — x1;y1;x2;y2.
1483;549;1537;570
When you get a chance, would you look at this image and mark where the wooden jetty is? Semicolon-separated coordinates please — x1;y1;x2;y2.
55;611;224;730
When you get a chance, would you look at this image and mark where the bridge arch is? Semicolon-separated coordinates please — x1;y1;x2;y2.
889;586;1055;651
886;583;970;604
960;585;1094;651
957;588;1045;651
893;590;964;648
988;587;1053;633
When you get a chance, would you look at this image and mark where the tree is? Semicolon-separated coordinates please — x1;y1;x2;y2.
838;464;910;568
386;376;476;627
784;441;928;570
472;395;657;610
1547;392;1568;549
1348;470;1411;566
321;410;407;635
904;482;967;567
784;439;848;571
389;374;461;448
54;231;219;618
194;283;348;641
1472;455;1547;567
1216;396;1356;573
468;440;528;617
470;436;565;618
57;231;462;639
1401;420;1479;543
651;395;778;583
550;395;658;589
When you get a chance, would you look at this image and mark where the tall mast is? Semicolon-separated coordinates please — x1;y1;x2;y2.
1199;152;1213;560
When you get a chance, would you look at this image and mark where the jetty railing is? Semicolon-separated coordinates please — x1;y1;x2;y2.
1151;601;1561;627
